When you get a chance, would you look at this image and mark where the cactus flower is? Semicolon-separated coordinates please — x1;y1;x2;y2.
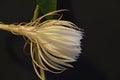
0;10;83;79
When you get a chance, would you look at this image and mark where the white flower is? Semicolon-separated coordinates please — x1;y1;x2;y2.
29;19;83;73
0;10;83;79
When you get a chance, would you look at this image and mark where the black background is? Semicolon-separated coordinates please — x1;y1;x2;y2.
0;0;120;80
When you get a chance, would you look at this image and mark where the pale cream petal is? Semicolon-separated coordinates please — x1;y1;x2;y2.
43;43;80;59
36;42;65;71
42;44;76;61
41;45;74;67
35;33;81;58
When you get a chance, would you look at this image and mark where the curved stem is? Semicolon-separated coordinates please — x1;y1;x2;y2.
32;3;46;80
40;68;46;80
33;4;40;21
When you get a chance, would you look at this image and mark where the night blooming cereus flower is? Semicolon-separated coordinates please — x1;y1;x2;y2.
0;10;83;79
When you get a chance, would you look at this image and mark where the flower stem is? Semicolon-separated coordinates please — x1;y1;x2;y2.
32;2;46;80
0;24;16;32
0;24;10;31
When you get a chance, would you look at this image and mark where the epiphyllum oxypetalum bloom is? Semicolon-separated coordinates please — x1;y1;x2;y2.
0;10;83;79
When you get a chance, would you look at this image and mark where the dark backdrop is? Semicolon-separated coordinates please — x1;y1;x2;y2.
0;0;120;80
